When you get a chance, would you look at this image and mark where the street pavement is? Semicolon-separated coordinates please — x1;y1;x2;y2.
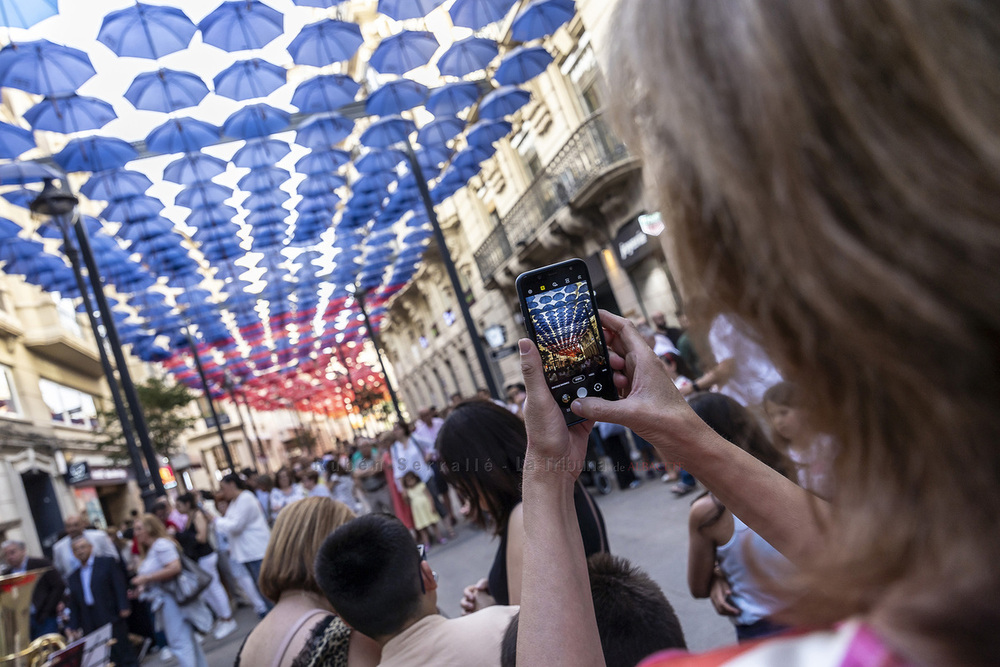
198;477;734;666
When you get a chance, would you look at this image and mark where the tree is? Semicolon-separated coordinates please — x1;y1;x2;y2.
96;377;198;466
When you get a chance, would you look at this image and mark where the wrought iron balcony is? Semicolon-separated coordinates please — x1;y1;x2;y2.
474;111;629;282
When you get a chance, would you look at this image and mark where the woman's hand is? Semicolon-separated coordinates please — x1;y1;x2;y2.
709;574;740;616
460;578;490;615
571;311;703;460
518;339;593;481
130;575;147;588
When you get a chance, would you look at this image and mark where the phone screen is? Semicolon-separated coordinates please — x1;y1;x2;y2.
517;260;616;424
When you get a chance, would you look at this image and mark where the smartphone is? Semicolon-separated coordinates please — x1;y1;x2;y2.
516;258;617;425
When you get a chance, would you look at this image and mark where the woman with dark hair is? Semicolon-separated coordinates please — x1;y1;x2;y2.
269;467;305;523
438;400;609;610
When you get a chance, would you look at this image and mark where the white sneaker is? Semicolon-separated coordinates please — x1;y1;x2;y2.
213;618;239;640
159;647;173;662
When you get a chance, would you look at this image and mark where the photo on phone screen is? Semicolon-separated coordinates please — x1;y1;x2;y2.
517;259;617;425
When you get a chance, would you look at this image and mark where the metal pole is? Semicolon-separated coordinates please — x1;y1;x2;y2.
402;139;502;400
57;217;156;509
183;326;235;471
331;342;357;438
240;389;268;469
225;377;263;473
72;215;167;498
354;291;404;422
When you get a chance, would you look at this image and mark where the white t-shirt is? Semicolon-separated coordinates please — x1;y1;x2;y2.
412;417;445;455
215;490;271;564
138;537;179;582
708;314;783;407
391;438;433;490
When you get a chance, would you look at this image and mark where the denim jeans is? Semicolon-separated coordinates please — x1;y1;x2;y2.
159;594;208;667
241;559;273;612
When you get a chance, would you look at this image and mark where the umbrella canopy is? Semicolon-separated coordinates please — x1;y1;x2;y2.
290;74;359;113
355;149;405;174
377;0;447;21
117;217;175;243
448;0;518;30
295;149;350;175
54;136;138;173
80;170;152;201
98;3;197;59
425;81;481;116
365;79;428;117
145;117;220;154
287;19;363;67
479;85;531;120
101;196;164;223
417;116;465;147
175;183;232;209
0;161;60;186
0;40;95;96
295;113;353;149
198;0;284;52
359;115;416;148
466;118;513;146
436;36;498;77
0;0;58;29
213;58;286;101
238;167;289;192
0;217;21;239
125;68;209;112
494;45;554;86
0;122;35;159
511;0;575;42
1;188;39;208
232;138;290;168
223;103;290;140
24;95;117;133
369;30;439;76
163;152;227;184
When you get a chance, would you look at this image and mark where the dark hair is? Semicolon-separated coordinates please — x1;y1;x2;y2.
175;493;196;508
314;514;423;638
393;421;412;437
220;473;247;490
500;554;687;667
275;467;295;489
688;393;788;478
659;351;694;380
438;400;525;534
301;468;319;483
325;459;343;476
763;381;800;408
240;467;256;478
402;471;419;487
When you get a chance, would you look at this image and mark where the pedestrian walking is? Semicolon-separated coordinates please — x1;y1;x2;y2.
215;473;272;614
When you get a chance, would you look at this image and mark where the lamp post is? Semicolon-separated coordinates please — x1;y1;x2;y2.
353;290;404;422
31;178;166;505
181;325;235;471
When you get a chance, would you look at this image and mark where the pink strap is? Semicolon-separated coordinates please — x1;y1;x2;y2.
272;610;329;667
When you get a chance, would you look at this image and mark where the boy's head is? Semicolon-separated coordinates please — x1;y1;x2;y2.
499;554;686;667
314;513;437;641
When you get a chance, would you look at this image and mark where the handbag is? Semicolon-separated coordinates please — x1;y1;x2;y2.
162;550;213;606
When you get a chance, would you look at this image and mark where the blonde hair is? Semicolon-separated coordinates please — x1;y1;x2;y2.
610;1;1000;663
136;514;173;557
258;496;356;602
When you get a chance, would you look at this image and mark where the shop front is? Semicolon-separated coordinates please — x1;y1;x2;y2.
65;459;136;531
613;215;682;323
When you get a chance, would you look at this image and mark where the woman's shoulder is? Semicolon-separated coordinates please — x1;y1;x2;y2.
291;615;351;667
640;621;909;667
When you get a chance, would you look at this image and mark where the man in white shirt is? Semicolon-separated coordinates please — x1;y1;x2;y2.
411;408;445;457
695;314;783;408
52;514;119;579
215;473;272;613
316;514;516;667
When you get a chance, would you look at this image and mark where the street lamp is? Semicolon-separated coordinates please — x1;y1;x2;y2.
352;289;404;423
31;177;166;506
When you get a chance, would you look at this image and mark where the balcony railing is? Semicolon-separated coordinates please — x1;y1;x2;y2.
474;112;629;281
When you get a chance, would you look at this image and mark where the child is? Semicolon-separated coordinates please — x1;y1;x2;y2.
763;381;836;500
402;471;444;548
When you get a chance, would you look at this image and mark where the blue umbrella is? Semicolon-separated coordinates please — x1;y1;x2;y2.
511;0;575;42
101;196;164;223
359;115;416;148
232;138;290;168
425;81;481;116
287;19;363;67
369;31;439;75
163;152;227;184
187;206;238;227
0;161;59;186
0;217;21;238
238;167;289;192
0;122;34;159
223;103;290;140
0;0;58;29
365;79;428;116
213;58;286;101
54;136;138;173
417;116;465;147
1;188;38;208
193;223;241;243
452;143;496;170
494;45;554;86
0;238;44;265
479;85;531;120
146;117;220;154
436;36;498;77
98;3;197;59
243;191;289;211
466;118;512;146
295;113;353;149
81;170;152;201
377;0;446;21
298;175;346;196
449;0;517;30
414;144;453;170
24;95;116;133
0;40;95;96
125;68;209;112
245;207;287;226
175;183;232;209
116;217;174;243
295;149;349;175
290;74;359;114
198;0;284;52
355;149;404;174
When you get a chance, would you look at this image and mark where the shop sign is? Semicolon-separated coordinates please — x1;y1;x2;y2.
205;413;231;429
159;465;177;490
65;460;90;485
484;324;507;349
638;212;664;236
91;468;128;483
614;217;658;269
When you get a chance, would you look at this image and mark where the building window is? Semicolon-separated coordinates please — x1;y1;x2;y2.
39;378;98;428
0;364;20;416
567;43;602;115
489;209;501;228
512;126;542;180
54;296;82;337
